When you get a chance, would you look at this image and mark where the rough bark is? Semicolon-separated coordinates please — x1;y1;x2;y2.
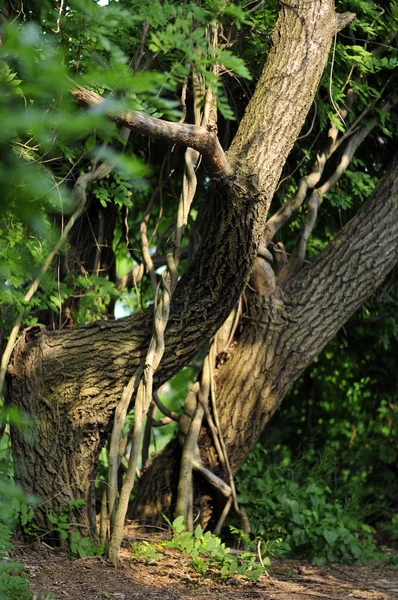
8;313;148;532
131;154;398;523
8;0;339;530
228;0;337;198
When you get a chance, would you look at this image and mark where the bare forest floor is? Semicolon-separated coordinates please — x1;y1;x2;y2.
15;530;398;600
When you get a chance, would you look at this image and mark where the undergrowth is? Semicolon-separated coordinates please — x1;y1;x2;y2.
131;516;269;580
236;445;384;565
0;471;31;598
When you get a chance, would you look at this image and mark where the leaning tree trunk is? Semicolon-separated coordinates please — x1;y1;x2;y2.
131;155;398;525
8;0;340;532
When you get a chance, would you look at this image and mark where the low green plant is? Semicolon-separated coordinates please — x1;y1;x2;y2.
165;515;269;579
0;406;32;599
12;500;40;539
131;540;165;564
236;446;381;566
13;498;104;559
47;500;104;558
0;524;31;600
229;525;290;558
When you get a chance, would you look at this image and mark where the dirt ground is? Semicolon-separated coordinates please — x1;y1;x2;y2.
15;533;398;600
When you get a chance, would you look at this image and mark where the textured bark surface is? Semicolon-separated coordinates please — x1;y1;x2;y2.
8;312;149;532
131;154;398;523
228;0;336;198
9;0;341;529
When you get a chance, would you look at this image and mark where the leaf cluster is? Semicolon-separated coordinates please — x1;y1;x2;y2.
0;412;32;599
161;515;268;579
237;449;381;565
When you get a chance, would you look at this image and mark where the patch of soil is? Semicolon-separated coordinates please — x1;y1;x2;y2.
15;537;398;600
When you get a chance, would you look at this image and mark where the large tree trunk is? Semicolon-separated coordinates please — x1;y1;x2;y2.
8;0;341;532
131;155;398;524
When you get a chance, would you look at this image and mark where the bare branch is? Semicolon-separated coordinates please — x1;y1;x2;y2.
280;120;377;280
129;21;150;73
265;89;356;243
333;77;394;153
149;416;174;426
278;189;321;282
71;86;233;176
192;459;232;498
265;43;393;245
317;122;376;196
140;193;158;299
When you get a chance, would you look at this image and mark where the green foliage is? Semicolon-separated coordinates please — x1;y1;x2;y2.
0;408;31;599
47;500;104;558
13;501;39;540
12;497;104;559
69;529;104;558
131;540;165;564
163;515;268;579
0;496;31;600
72;275;120;325
237;447;381;565
259;299;398;547
229;525;290;564
92;172;134;209
0;551;31;600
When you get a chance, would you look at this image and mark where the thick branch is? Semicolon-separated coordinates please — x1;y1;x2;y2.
71;86;233;176
132;151;398;521
9;2;344;525
278;154;398;388
9;0;343;435
228;0;337;204
209;152;398;475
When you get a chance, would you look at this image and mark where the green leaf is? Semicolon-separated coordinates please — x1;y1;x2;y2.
172;515;185;530
323;530;338;544
48;514;58;524
194;524;203;539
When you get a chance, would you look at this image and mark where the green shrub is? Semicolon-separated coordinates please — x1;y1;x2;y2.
0;428;31;599
236;446;381;565
161;515;269;579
